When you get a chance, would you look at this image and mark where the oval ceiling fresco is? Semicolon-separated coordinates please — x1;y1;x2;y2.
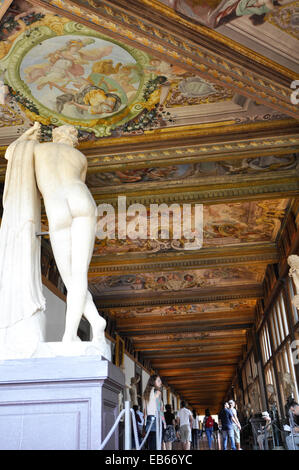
2;19;153;136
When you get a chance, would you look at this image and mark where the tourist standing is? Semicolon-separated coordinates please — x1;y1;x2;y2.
228;400;242;450
176;401;193;450
191;409;200;449
199;419;203;439
218;402;236;450
203;409;214;450
163;404;176;450
143;374;166;450
285;398;299;450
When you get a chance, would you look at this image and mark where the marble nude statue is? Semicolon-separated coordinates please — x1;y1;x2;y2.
288;255;299;309
0;122;109;358
129;375;141;406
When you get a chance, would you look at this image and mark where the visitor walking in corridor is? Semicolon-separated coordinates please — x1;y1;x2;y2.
203;409;214;449
192;409;200;449
219;402;236;450
228;400;242;450
176;401;193;450
163;404;176;450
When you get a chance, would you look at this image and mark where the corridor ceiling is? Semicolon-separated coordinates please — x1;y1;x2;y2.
0;0;299;413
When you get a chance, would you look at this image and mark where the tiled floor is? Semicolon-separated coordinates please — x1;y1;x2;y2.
172;433;223;450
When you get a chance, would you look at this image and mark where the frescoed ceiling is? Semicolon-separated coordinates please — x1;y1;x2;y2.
158;0;299;72
0;0;298;413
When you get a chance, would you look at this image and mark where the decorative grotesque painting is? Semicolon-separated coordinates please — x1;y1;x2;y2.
108;299;257;318
0;3;154;137
1;0;284;140
87;154;297;186
0;0;176;137
88;265;266;296
93;199;290;256
161;0;296;29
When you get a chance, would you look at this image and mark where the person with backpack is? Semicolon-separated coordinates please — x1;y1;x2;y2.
204;408;214;449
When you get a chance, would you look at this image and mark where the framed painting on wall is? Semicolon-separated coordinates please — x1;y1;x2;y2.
115;334;125;368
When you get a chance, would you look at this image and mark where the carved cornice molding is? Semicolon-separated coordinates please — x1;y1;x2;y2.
119;324;253;337
91;171;299;200
32;0;299;118
89;0;297;81
92;181;299;206
0;120;298;163
80;123;299;159
94;287;263;308
89;251;278;276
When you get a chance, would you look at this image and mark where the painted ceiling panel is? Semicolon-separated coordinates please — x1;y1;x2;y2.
88;265;266;297
86;154;298;187
0;0;296;147
158;0;299;72
92;198;290;256
107;299;257;318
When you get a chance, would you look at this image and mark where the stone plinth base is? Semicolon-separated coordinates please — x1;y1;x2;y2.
35;340;112;361
0;356;124;450
0;339;111;361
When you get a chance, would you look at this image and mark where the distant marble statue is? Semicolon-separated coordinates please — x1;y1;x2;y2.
288;255;299;309
129;375;141;406
0;122;109;358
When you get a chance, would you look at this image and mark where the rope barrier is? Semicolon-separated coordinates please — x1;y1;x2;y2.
139;416;155;450
239;423;251;432
130;408;141;450
100;400;163;451
99;408;126;450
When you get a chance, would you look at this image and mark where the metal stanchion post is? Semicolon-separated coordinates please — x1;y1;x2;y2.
125;401;132;450
155;411;162;450
289;410;296;450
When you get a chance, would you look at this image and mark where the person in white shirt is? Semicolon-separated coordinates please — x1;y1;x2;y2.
191;409;200;449
176;401;193;450
143;374;166;450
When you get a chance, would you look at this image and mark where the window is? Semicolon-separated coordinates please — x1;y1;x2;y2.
268;293;290;350
264;362;280;413
260;323;272;365
278;293;289;338
242;353;262;414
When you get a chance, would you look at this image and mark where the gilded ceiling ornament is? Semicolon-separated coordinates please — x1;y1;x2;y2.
46;0;299;118
0;103;24;127
267;1;299;40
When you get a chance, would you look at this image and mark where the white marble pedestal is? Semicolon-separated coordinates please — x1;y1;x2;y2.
0;356;124;450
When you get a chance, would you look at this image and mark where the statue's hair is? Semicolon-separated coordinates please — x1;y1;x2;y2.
288;255;299;269
52;125;78;142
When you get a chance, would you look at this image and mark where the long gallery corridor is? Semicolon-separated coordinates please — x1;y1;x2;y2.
0;0;298;452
